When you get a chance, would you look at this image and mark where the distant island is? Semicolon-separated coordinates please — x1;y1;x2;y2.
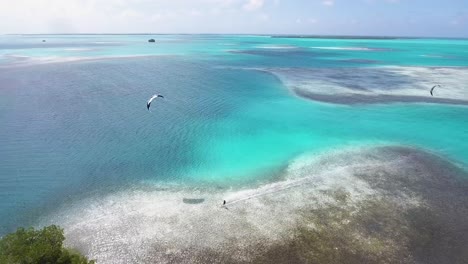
270;35;403;40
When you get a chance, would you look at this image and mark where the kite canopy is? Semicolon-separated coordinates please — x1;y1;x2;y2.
430;84;441;96
147;94;164;110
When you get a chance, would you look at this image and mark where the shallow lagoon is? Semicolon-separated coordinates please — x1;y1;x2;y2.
1;35;467;263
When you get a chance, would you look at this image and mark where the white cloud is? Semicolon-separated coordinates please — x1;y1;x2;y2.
0;0;274;33
0;0;465;37
258;13;269;21
243;0;265;11
364;0;400;3
295;17;318;25
2;0;294;34
450;11;468;26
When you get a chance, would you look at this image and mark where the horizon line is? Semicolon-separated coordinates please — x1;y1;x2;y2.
2;33;468;40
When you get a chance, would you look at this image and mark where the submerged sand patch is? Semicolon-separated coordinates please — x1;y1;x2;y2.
262;66;468;105
42;146;468;263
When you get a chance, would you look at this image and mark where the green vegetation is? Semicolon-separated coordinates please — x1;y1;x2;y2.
0;225;94;264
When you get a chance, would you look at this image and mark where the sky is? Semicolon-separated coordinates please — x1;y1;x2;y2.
0;0;467;37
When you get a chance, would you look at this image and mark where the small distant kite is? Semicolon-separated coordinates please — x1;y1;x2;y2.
430;85;441;96
147;94;164;110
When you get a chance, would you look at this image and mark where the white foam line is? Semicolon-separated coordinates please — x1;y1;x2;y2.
93;41;122;44
63;48;94;52
420;54;444;58
311;46;373;51
256;45;298;49
0;54;175;68
225;177;315;206
213;149;399;211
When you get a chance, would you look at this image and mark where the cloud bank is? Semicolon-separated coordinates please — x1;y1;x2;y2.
0;0;466;37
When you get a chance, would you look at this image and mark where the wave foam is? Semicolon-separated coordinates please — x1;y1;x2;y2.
0;54;163;68
311;46;391;51
256;45;298;49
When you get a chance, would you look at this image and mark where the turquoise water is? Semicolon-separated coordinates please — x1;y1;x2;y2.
0;35;467;234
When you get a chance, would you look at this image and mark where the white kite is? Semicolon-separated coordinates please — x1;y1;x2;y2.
147;94;164;110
